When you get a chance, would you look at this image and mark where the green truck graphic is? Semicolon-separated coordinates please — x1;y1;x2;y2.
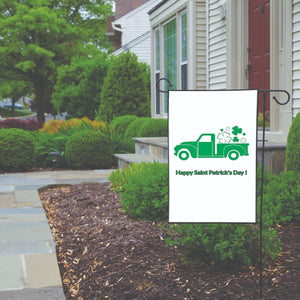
174;131;249;161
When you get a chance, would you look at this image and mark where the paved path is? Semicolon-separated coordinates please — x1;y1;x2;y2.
0;169;113;300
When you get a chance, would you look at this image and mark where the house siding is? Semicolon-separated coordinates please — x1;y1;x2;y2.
293;0;300;117
113;32;151;65
207;0;227;89
112;0;161;64
195;1;207;89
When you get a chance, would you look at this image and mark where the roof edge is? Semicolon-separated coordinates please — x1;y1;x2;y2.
148;0;168;15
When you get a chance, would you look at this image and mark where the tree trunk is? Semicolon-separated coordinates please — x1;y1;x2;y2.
34;81;46;123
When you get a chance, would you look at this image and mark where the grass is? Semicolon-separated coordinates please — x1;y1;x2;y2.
0;107;36;118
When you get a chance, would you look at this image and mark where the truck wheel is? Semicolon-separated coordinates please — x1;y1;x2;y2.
228;150;239;161
178;150;190;160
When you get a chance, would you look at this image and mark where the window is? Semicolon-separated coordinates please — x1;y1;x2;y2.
154;10;188;115
163;17;177;114
180;11;188;90
154;28;160;115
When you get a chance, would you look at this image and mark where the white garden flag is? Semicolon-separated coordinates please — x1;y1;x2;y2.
169;90;257;223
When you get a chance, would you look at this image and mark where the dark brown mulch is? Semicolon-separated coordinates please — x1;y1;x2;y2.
39;182;300;300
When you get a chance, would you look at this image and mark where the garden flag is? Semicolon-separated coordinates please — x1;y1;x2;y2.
169;90;257;223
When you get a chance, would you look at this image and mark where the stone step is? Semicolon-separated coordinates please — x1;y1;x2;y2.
134;137;168;160
114;153;168;169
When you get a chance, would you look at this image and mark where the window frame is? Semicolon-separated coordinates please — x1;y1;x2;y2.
180;10;188;90
162;16;177;115
154;27;161;116
153;9;188;117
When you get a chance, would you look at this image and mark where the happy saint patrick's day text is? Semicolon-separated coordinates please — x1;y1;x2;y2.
176;170;248;176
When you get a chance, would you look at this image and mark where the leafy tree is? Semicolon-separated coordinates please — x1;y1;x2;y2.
97;52;151;122
0;80;33;112
0;0;112;122
51;51;108;119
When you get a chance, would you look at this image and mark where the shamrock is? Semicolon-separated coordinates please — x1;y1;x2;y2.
232;126;243;136
217;131;232;143
233;136;239;143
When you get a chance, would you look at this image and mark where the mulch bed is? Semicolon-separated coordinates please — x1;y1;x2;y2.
39;182;299;300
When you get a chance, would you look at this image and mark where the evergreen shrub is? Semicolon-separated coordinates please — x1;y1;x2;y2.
65;130;112;169
286;112;300;172
124;117;150;139
109;162;152;193
165;223;281;268
0;128;35;172
98;52;151;122
137;118;168;137
111;162;168;221
263;171;300;224
110;115;138;136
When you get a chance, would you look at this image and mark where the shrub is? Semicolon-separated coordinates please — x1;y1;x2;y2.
165;223;281;268
39;117;107;135
137;118;168;137
65;130;112;169
118;162;168;221
109;162;152;193
263;171;300;224
125;117;150;139
286;112;300;172
97;52;151;122
34;132;68;168
110;115;138;136
0;128;35;172
0;118;43;131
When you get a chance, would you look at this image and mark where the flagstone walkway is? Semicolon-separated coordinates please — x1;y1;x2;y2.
0;169;113;300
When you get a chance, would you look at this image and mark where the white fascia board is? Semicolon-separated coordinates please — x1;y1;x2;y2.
112;31;151;56
149;0;191;27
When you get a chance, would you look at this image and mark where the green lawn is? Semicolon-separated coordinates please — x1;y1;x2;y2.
0;107;36;118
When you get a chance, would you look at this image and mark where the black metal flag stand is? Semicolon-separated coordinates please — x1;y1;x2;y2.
257;89;290;299
157;80;291;300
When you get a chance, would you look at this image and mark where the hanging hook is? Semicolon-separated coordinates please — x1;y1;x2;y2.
156;78;172;94
259;89;290;105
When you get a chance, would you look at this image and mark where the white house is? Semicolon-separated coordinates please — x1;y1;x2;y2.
106;0;161;65
149;0;299;143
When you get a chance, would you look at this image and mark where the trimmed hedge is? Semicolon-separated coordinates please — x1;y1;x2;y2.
124;117;150;139
65;130;112;169
110;115;138;136
110;162;168;221
0;128;35;172
286;112;300;172
137;118;168;137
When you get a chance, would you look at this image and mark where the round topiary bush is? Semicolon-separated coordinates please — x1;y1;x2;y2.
137;118;168;137
110;115;138;136
125;117;151;139
286;112;300;172
65;130;112;169
0;128;36;172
